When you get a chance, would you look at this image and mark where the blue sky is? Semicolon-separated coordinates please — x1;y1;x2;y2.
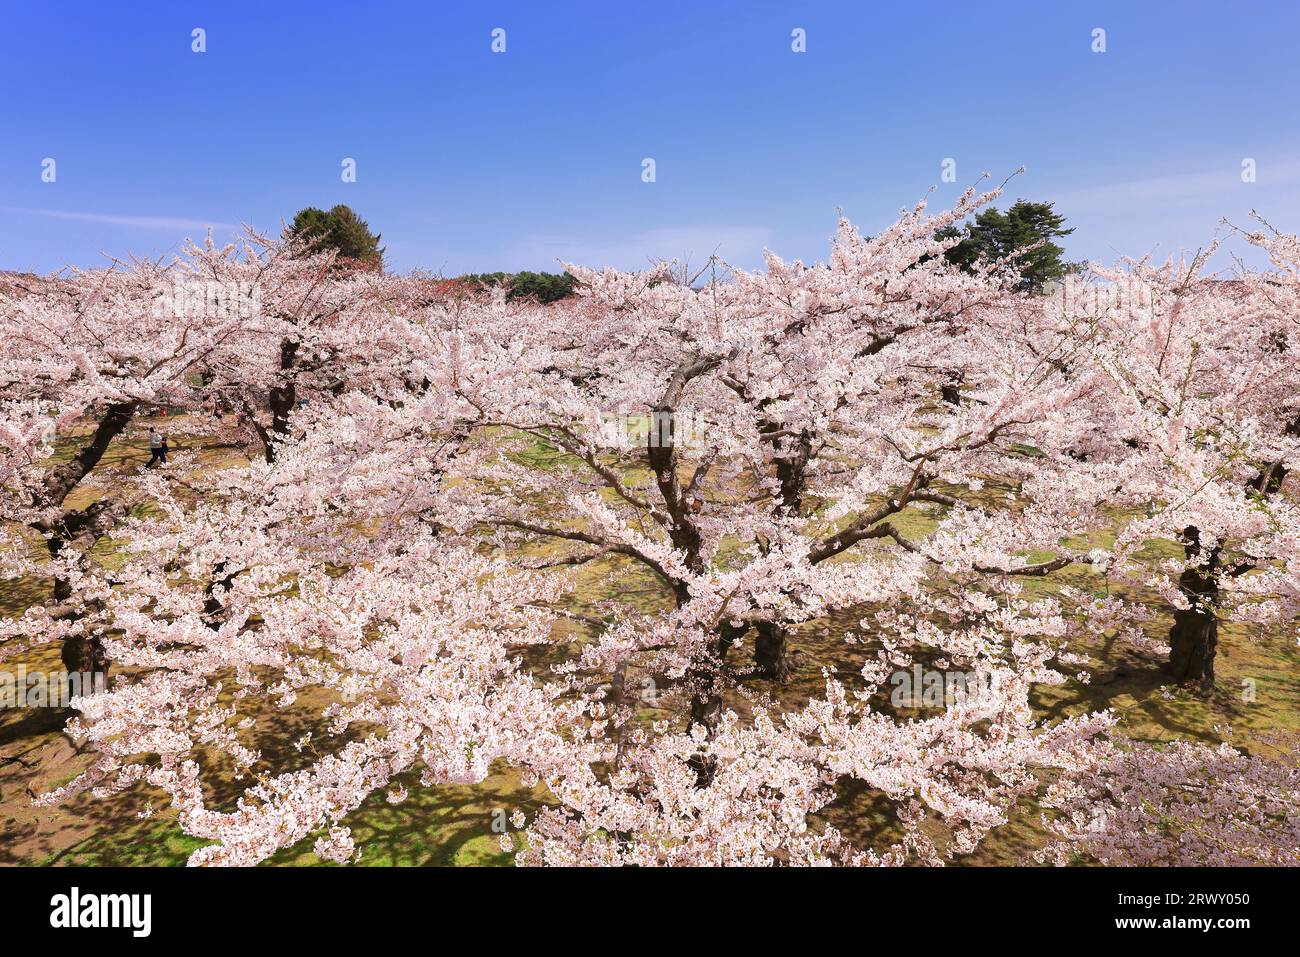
3;1;1299;276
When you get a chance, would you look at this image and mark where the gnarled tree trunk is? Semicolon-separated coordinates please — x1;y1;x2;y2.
1167;527;1220;687
753;620;792;682
940;367;966;406
264;338;300;463
686;622;744;785
33;401;138;696
60;633;110;698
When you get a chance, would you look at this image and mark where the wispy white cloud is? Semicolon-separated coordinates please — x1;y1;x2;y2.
3;207;237;232
1045;159;1300;210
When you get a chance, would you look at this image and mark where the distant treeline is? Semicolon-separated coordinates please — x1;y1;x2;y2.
457;271;577;303
283;200;1077;303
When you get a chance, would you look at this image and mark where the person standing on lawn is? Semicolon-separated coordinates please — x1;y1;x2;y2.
147;428;166;468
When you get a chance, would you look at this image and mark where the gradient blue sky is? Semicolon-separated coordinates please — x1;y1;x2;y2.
3;1;1298;276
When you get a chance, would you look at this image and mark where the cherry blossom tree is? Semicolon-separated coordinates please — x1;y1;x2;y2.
0;259;251;681
9;194;1298;867
1055;221;1300;685
0;231;419;683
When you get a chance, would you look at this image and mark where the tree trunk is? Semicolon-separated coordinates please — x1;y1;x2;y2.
40;401;138;506
756;427;807;686
203;560;239;629
60;633;110;697
35;403;137;698
1167;527;1220;687
264;338;300;463
1168;599;1217;685
645;407;706;573
754;620;792;682
941;371;964;406
685;623;744;785
48;558;111;698
771;429;813;516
